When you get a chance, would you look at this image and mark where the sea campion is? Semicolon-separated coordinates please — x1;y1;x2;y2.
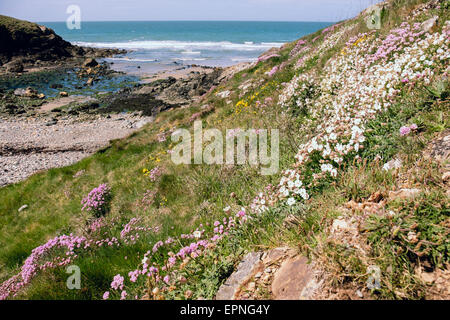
81;184;112;218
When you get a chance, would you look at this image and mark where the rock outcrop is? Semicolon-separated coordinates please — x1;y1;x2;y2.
0;15;124;72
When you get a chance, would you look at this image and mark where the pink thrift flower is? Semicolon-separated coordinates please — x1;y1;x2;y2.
400;126;411;136
103;291;110;300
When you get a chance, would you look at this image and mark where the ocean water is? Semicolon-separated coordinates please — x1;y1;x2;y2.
42;21;332;75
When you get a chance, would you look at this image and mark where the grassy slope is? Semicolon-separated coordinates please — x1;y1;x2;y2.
0;0;448;300
0;15;43;35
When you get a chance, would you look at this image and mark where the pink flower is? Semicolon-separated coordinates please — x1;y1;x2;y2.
163;276;170;284
409;123;418;130
120;290;127;300
268;66;279;77
103;291;110;300
111;274;124;291
400;126;411;136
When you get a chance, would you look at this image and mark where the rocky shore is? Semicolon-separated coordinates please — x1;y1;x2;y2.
0;15;231;187
0;15;125;74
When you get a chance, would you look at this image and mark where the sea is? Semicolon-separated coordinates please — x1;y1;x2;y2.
42;21;332;75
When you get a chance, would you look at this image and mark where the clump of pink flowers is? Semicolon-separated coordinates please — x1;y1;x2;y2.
268;66;279;77
400;124;418;136
146;167;162;182
81;184;112;218
257;53;280;63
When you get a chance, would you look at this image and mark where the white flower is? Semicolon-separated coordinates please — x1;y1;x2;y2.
287;197;296;206
193;231;202;239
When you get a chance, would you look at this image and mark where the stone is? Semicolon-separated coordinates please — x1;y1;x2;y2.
83;58;98;68
14;87;37;98
261;247;295;265
421;16;439;33
389;188;421;200
331;218;349;233
247;282;256;292
6;61;24;73
59;92;69;97
271;256;315;300
18;205;28;212
424;132;450;165
45;120;58;126
215;252;263;300
443;172;450;183
216;90;231;99
86;78;94;86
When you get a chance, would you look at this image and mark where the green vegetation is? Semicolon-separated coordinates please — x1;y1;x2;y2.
0;0;448;300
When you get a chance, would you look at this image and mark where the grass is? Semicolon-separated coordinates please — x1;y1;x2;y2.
0;0;449;300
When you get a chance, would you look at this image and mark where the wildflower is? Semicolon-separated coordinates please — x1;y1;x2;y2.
163;276;170;284
103;291;110;300
81;184;112;218
400;126;411;136
193;231;202;239
111;274;124;291
287;197;296;206
120;290;127;300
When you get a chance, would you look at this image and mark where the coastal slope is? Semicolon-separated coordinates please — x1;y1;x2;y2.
0;0;448;301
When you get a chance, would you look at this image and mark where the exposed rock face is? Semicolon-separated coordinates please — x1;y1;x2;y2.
137;68;223;106
271;256;316;300
0;15;125;72
215;252;263;300
0;15;74;64
216;248;322;300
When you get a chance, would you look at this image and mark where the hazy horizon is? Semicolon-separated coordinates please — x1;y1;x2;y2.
0;0;382;23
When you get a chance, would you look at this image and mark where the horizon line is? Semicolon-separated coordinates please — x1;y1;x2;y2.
36;19;338;24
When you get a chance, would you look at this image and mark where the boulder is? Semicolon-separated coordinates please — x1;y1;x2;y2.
215;252;263;300
389;188;421;200
83;58;98;68
271;256;316;300
5;61;24;73
14;87;37;98
422;16;439;33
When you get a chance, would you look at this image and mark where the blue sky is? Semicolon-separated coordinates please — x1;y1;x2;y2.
0;0;381;22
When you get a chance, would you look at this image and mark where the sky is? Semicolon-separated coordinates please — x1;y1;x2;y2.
0;0;382;22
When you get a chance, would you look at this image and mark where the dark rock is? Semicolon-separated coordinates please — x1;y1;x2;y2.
45;120;58;126
82;58;98;68
5;61;24;73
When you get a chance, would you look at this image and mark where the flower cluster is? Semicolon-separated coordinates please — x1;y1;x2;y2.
257;53;280;63
253;19;449;212
143;166;163;182
81;184;112;218
400;123;418;136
